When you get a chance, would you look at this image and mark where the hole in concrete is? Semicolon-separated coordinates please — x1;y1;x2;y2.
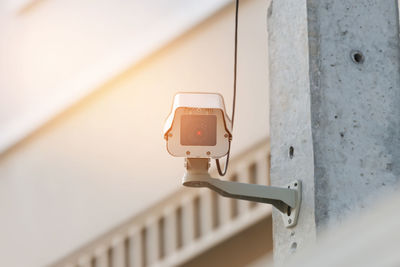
290;242;297;253
287;207;291;216
351;50;364;64
353;53;363;62
294;182;298;187
289;146;294;159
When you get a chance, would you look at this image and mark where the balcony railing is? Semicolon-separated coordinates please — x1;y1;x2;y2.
51;140;271;267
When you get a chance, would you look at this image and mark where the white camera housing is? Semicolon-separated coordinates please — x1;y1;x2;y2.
163;93;232;159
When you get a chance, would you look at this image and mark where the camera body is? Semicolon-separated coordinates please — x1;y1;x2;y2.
163;93;232;159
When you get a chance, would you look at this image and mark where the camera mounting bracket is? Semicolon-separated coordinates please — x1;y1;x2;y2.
183;158;301;228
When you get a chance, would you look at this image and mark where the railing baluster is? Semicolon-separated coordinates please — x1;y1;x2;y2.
218;192;231;226
145;218;159;266
163;207;177;257
128;227;143;267
182;196;195;246
256;152;269;186
94;246;108;267
199;189;213;237
77;255;91;267
111;236;125;267
229;174;239;219
237;163;251;214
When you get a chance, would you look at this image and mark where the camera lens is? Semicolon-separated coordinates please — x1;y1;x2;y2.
180;115;217;146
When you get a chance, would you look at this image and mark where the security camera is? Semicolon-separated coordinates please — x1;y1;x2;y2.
162;92;302;228
163;93;232;159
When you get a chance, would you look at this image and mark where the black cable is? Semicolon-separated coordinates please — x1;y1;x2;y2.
216;0;239;176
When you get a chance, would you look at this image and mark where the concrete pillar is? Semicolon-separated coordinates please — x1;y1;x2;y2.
267;0;400;264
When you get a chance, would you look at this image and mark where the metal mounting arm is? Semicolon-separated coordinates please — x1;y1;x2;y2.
183;158;302;228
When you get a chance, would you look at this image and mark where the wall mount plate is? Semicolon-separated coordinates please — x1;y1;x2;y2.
282;180;302;228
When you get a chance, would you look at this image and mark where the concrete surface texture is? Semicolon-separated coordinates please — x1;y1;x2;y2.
268;0;400;265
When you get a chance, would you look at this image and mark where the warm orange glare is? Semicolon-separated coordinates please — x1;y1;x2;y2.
196;130;202;136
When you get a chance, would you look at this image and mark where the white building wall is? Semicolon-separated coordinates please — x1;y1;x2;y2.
0;0;270;266
0;0;231;153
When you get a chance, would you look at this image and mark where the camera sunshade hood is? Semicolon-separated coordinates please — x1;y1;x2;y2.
163;92;232;141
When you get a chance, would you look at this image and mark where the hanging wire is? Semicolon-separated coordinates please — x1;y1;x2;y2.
216;0;239;176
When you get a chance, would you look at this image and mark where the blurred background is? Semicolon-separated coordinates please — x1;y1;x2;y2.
0;0;272;266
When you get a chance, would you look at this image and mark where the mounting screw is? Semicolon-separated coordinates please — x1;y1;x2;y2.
186;151;190;155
